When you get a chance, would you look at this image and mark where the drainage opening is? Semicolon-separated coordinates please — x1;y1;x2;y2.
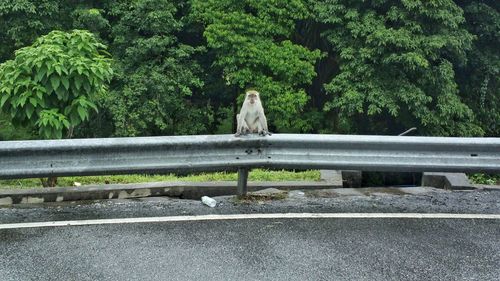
362;172;422;187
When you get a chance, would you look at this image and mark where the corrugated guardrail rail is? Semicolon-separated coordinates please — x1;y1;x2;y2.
1;134;499;195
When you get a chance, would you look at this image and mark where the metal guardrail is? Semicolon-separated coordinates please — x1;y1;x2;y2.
1;134;499;195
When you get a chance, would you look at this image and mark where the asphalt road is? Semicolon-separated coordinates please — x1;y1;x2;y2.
1;187;499;280
1;218;499;281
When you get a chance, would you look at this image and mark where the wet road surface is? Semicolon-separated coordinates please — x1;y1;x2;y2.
1;187;499;280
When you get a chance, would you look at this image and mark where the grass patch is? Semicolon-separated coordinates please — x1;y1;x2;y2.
0;169;321;189
468;173;500;185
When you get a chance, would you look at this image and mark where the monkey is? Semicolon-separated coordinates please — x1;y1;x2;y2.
235;90;271;137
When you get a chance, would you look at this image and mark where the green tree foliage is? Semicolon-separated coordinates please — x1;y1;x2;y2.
104;0;210;136
0;30;113;139
456;0;499;136
314;0;484;136
0;0;498;139
0;112;34;140
0;0;65;62
192;0;322;132
72;7;110;36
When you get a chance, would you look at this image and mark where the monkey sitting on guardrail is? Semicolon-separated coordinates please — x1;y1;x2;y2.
235;90;271;137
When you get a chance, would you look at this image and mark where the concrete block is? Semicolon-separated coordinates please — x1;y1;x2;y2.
320;170;343;185
422;172;474;190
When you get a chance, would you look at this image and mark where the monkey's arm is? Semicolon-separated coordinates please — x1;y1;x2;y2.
235;111;250;136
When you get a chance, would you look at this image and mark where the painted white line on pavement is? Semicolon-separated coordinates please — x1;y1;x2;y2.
1;213;499;230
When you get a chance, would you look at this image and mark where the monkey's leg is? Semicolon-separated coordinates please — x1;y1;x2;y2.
240;121;250;135
235;114;250;137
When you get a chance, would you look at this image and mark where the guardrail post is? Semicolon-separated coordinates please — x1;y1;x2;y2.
237;168;249;196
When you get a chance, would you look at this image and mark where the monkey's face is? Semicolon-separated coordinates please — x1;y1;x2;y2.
246;91;259;105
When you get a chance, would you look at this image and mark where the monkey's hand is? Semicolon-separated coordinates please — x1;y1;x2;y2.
258;130;272;136
235;125;250;137
241;124;250;134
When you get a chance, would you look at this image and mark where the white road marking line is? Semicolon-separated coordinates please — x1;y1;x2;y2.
0;213;499;230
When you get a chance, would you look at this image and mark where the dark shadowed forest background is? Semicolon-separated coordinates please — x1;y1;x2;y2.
0;0;498;141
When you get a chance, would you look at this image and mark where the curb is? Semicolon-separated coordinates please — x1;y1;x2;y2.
0;180;342;206
473;184;500;192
